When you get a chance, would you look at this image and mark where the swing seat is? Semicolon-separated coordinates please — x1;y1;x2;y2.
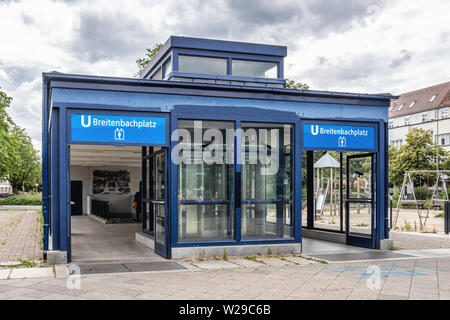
400;199;426;207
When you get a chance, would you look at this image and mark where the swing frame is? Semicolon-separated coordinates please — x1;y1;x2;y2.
393;170;450;230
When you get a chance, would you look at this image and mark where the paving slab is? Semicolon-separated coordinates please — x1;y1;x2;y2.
191;260;240;270
9;267;54;279
230;258;266;268
0;269;11;280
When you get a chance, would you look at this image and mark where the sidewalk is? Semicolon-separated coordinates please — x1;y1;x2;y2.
1;254;450;300
0;210;42;263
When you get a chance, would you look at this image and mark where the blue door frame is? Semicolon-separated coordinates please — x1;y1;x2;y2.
345;153;376;249
300;117;387;249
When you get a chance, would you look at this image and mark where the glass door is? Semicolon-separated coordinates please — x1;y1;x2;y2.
142;147;169;258
345;153;375;248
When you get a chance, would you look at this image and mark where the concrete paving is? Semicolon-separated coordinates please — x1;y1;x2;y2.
71;216;164;263
0;210;42;262
0;256;450;299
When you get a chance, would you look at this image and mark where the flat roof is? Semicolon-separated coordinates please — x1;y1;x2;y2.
141;36;287;78
43;72;396;107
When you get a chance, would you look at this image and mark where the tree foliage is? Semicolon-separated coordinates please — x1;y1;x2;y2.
7;126;41;194
285;79;309;90
0;87;15;179
136;43;163;75
389;128;449;186
0;87;41;194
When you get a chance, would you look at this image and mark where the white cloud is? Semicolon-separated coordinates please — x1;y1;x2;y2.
0;0;448;149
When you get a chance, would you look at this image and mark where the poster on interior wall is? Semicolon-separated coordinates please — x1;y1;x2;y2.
92;170;131;195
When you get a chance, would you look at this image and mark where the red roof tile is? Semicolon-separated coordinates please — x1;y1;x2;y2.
389;81;450;118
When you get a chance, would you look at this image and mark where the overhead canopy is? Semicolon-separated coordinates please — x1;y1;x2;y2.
314;153;340;169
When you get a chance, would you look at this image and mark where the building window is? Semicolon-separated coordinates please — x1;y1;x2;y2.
422;112;428;122
408;101;416;109
162;57;172;79
391;139;403;149
441;108;448;119
404;117;410;126
388;120;394;128
178;55;227;76
429;94;437;102
232;59;278;78
150;67;162;80
438;133;450;146
397;104;404;111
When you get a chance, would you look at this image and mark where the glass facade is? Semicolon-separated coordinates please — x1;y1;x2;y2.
232;59;278;78
177;120;235;241
176;120;294;242
178;55;227;76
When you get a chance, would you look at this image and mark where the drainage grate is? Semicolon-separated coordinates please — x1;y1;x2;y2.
310;251;415;262
77;261;186;275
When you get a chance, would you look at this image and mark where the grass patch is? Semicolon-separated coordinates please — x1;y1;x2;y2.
298;255;328;264
0;194;42;206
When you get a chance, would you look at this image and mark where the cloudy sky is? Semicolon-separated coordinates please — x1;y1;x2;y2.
0;0;449;151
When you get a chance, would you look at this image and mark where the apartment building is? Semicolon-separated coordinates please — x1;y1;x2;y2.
389;81;450;151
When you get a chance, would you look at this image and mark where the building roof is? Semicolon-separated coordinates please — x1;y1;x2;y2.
389;81;450;118
42;72;395;107
314;153;340;168
140;36;287;79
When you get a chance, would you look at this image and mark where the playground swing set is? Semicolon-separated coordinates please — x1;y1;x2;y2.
313;153;340;217
392;170;450;230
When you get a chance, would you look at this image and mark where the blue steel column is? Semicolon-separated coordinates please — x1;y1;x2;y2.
58;107;69;258
294;118;302;244
384;121;390;239
377;120;387;248
51;108;60;250
41;78;49;251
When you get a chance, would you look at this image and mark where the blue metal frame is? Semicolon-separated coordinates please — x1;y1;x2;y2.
345;153;376;249
170;105;301;249
299;117;387;249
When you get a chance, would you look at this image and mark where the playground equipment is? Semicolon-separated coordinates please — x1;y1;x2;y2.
393;170;450;230
314;153;340;216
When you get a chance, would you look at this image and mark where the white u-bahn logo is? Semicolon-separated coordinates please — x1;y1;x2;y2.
311;125;319;136
81;115;91;128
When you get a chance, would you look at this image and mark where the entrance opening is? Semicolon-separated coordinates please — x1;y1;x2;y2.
69;144;162;262
302;150;376;248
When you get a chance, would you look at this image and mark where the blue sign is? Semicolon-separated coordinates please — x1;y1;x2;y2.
303;123;375;150
71;113;166;144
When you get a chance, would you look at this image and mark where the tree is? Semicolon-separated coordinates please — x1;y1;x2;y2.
0;88;15;180
389;128;449;186
285;79;309;90
7;126;41;194
136;43;163;75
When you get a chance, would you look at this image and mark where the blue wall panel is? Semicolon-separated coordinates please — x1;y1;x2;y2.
51;88;388;122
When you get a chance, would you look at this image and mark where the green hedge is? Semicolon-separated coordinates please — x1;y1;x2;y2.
0;194;42;205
